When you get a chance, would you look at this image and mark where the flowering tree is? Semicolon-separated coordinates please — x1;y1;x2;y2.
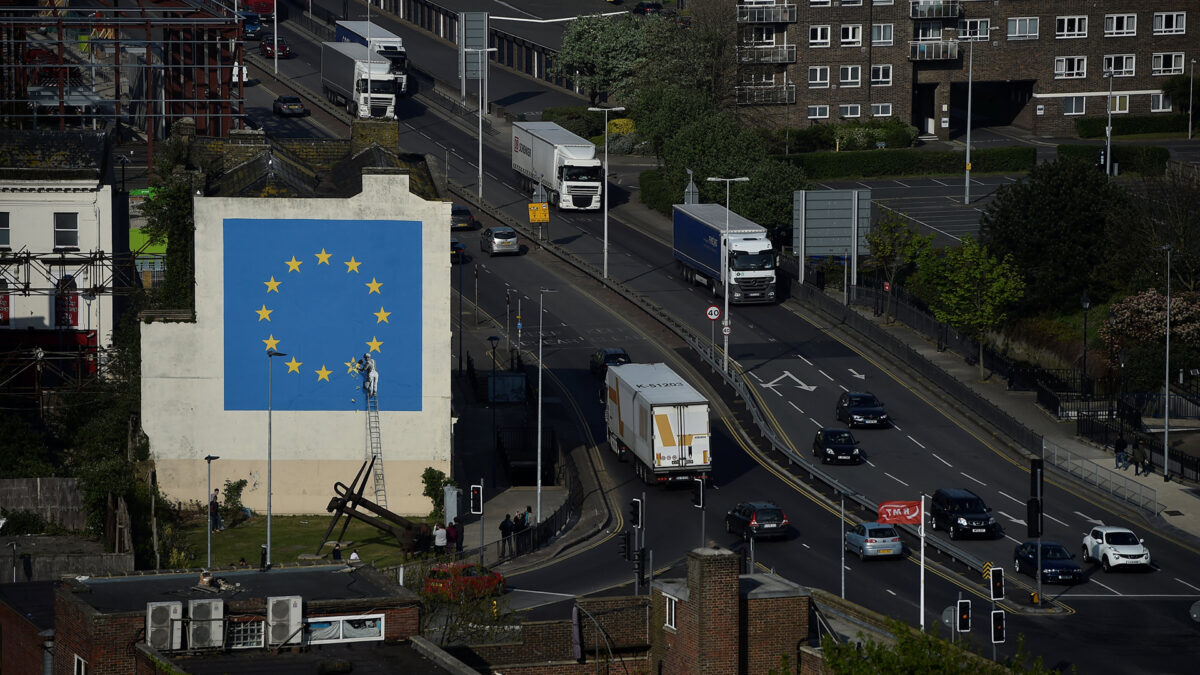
1099;289;1200;391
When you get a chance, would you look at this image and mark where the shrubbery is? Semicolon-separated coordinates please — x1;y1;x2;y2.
782;146;1036;179
1075;114;1189;138
1056;144;1170;176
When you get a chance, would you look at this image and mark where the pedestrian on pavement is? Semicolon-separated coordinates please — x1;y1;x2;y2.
209;489;223;533
524;504;535;552
1132;438;1147;476
453;517;465;558
445;520;458;557
512;511;526;554
499;514;514;558
349;549;360;562
1114;435;1129;470
433;522;448;555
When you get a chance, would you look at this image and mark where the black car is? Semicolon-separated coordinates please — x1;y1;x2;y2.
1013;541;1084;584
725;501;789;541
589;348;631;377
928;488;1000;540
272;95;306;117
835;391;890;428
451;204;478;230
812;428;862;464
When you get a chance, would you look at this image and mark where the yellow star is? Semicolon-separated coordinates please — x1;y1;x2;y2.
315;364;332;381
366;336;383;353
365;277;383;294
315;248;332;265
264;276;281;293
256;305;273;322
285;256;302;273
262;334;280;351
344;257;362;273
374;306;391;324
344;359;360;375
285;357;302;373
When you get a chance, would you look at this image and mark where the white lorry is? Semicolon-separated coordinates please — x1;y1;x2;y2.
673;203;777;304
604;363;711;484
320;41;397;119
511;121;602;211
334;20;408;96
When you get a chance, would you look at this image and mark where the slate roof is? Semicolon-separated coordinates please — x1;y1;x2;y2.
0;129;110;182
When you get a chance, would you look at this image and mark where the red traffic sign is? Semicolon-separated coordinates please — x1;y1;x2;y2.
706;305;721;321
883;281;891;292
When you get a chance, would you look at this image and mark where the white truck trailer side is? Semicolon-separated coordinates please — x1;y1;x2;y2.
605;363;711;484
511;121;602;211
334;20;408;96
320;41;397;119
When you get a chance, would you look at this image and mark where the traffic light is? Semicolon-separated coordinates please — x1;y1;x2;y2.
990;567;1005;601
469;484;483;515
956;599;971;633
691;478;704;508
990;609;1006;644
1026;497;1042;538
618;530;631;561
630;498;643;528
632;547;645;577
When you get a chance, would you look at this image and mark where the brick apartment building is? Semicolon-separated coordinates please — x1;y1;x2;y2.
735;0;1195;138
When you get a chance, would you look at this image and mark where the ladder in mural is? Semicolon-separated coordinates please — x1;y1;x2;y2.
365;393;388;510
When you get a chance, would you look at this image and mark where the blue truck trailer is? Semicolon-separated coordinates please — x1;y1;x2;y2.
672;203;777;304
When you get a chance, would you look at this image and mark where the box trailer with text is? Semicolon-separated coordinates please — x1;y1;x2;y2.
673;202;777;304
334;20;408;95
511;121;602;211
320;41;397;119
605;363;711;484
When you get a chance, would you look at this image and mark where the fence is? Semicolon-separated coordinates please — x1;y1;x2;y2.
1043;439;1159;513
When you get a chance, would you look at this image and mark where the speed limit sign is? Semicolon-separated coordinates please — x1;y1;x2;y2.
706;305;721;321
722;325;731;336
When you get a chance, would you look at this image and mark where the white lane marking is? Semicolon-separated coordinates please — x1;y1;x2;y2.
997;511;1026;526
891;423;902;432
796;355;813;366
1046;513;1069;527
1004;534;1022;544
1175;578;1200;592
839;384;849;392
788;401;804;414
998;491;1024;506
1075;511;1104;525
885;473;910;487
750;371;764;382
907;435;925;449
510;589;577;597
931;453;951;467
809;417;823;427
865;459;877;467
818;370;834;381
886;589;897;596
1087;578;1121;594
960;472;986;486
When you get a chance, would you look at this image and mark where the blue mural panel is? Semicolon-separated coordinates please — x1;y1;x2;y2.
223;218;423;411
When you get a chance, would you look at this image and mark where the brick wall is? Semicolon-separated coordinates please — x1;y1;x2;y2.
0;598;47;674
0;477;86;530
351;120;401;156
743;595;808;675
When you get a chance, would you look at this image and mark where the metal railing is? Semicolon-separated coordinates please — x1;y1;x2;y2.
736;44;797;64
908;40;959;60
736;4;798;24
735;84;796;105
909;0;961;19
1043;439;1158;513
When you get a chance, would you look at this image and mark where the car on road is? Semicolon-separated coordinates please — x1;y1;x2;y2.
927;488;1000;540
424;562;505;599
238;11;264;40
725;501;789;541
812;428;862;464
480;226;520;256
835;391;890;428
1081;525;1152;572
589;347;632;378
272;95;306;117
258;36;292;58
844;522;903;560
451;204;478;230
631;2;664;14
450;237;466;263
1013;541;1084;584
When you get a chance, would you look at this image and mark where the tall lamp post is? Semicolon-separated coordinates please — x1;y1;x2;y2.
1162;245;1173;481
488;335;500;459
266;348;287;569
1103;70;1114;176
706;176;749;372
536;287;557;524
464;47;498;201
1081;290;1090;399
1189;58;1196;141
587;105;626;279
963;25;997;204
204;455;219;569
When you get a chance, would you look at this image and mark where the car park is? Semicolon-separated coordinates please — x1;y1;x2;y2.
451;204;478;230
450;237;465;263
927;488;1000;540
480;226;520;256
835;391;890;428
1013;541;1084;584
589;347;631;378
724;501;789;541
811;428;862;464
424;562;505;599
1081;525;1152;572
258;36;292;58
272;95;306;117
844;522;903;560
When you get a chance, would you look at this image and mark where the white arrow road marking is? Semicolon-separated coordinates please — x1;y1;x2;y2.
960;472;986;486
796;355;813;366
818;370;834;381
998;511;1026;526
998;491;1024;505
931;453;951;467
759;370;818;393
1074;511;1105;525
885;473;910;487
848;368;866;379
908;436;925;449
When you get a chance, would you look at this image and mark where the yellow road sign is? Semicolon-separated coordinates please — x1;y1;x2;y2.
528;202;549;223
982;561;992;579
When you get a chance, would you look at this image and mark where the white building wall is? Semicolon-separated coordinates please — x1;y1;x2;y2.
141;174;451;515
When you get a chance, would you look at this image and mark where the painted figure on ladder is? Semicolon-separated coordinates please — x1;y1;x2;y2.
357;352;379;397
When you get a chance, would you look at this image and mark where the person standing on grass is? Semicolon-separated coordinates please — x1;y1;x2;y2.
453;516;465;558
433;522;448;555
445;520;458;557
209;489;223;533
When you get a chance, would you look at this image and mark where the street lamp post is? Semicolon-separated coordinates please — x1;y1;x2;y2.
488;335;500;460
204;454;219;569
536;287;557;525
705;176;750;372
1081;290;1090;399
1104;70;1114;176
1189;58;1196;141
464;47;498;202
266;349;287;569
964;36;975;205
587;106;626;279
1163;245;1173;481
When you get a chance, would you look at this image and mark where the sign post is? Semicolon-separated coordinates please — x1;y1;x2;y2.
706;305;720;355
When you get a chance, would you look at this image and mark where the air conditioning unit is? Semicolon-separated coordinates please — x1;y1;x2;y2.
188;599;225;649
267;595;302;645
145;601;183;651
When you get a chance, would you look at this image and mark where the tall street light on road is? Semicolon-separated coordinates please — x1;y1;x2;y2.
1103;69;1114;176
1189;58;1196;141
204;454;219;569
1162;245;1173;481
706;176;749;372
537;287;558;524
587;106;626;279
464;47;498;202
266;348;287;569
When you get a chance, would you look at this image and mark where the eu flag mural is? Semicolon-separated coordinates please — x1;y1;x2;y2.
223;218;423;411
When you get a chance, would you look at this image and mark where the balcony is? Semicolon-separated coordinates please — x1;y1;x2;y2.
736;3;797;24
735;84;796;106
910;0;960;19
737;44;797;64
908;40;959;61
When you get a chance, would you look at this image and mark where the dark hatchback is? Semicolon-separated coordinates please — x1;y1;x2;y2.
590;348;631;377
725;501;790;541
1013;541;1084;584
836;391;890;428
812;428;862;464
928;488;1000;540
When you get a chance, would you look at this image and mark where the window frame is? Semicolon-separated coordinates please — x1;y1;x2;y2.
958;18;990;41
1055;16;1088;39
839;64;861;87
870;63;892;86
743;25;776;46
304;613;386;645
810;0;831;7
1063;96;1085;115
1151;92;1173;112
873;0;894;4
1103;14;1137;37
74;655;88;675
839;103;862;118
1103;54;1135;77
53;212;79;249
871;102;892;117
807;105;830;119
1007;17;1039;40
809;25;831;48
0;212;9;247
664;595;677;629
1152;52;1184;75
1153;12;1186;35
840;24;863;47
808;65;830;88
871;23;893;46
1111;94;1130;114
1053;56;1087;79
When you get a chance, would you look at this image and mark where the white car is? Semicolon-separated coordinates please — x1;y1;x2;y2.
1082;526;1152;572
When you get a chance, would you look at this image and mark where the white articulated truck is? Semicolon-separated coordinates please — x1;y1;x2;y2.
334;20;408;96
673;202;777;304
511;121;602;211
320;41;397;119
604;363;711;484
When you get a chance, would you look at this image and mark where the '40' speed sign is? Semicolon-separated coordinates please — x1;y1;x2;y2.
706;305;721;321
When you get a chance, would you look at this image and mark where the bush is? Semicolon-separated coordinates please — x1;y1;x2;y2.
833;118;919;151
638;168;675;215
1075;114;1189;138
609;117;636;135
781;146;1036;179
1;508;47;535
221;479;249;529
421;467;455;522
605;132;643;155
1055;144;1170;175
540;106;604;138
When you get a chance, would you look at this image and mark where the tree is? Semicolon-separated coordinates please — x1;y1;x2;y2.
635;0;738;110
140;136;200;312
918;236;1025;379
1160;73;1197;117
864;212;934;322
1108;171;1200;293
631;84;717;162
1101;289;1200;392
552;15;649;105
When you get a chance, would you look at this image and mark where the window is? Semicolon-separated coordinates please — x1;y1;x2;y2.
228;618;266;649
843;0;863;5
741;67;776;85
839;104;861;118
1104;14;1136;37
1064;96;1085;115
1151;92;1173;112
664;595;677;629
1103;54;1135;77
871;103;892;117
841;24;862;47
810;25;831;47
1007;16;1039;39
874;0;894;4
1111;94;1130;114
305;614;385;645
1056;16;1088;38
744;25;776;46
0;212;8;247
959;18;990;40
74;655;88;675
808;105;829;119
810;0;831;6
1152;52;1184;75
54;212;78;248
871;23;893;46
808;65;830;88
1054;56;1087;79
871;64;892;86
840;65;861;87
1154;12;1186;35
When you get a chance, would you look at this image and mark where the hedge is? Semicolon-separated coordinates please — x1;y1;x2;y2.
639;169;675;216
1075;114;1189;138
778;146;1036;180
1056;144;1170;175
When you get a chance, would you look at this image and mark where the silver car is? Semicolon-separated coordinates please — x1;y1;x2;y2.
480;226;519;256
844;521;903;560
